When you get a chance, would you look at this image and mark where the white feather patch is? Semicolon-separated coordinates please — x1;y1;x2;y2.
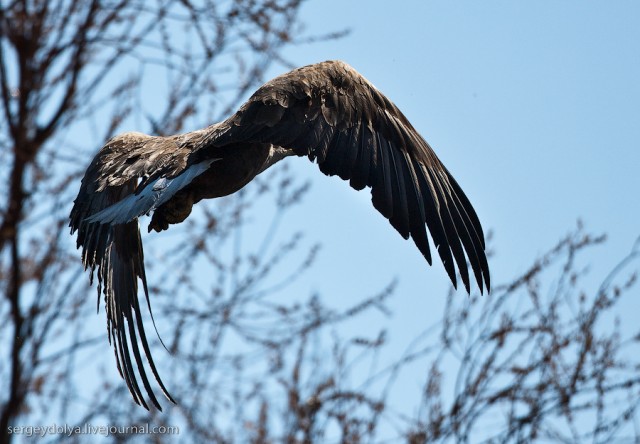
87;159;219;225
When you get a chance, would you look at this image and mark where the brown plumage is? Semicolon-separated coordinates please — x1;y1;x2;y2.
70;60;490;409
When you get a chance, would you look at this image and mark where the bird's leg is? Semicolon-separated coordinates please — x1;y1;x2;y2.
148;189;195;233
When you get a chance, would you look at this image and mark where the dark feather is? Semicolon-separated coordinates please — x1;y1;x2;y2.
70;60;490;410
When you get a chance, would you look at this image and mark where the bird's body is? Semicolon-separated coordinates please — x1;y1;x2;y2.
70;60;490;409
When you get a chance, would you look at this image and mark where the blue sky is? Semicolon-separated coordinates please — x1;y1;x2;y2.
46;0;640;437
262;0;640;308
240;1;640;426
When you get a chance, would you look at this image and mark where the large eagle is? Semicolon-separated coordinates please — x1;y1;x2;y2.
70;60;490;409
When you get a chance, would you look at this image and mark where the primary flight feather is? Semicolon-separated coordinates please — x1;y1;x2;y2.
70;60;490;409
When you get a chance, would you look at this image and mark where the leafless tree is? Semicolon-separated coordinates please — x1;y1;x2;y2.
114;223;637;444
0;1;346;442
399;226;640;444
2;2;639;443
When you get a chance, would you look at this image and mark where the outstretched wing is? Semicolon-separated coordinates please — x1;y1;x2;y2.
210;60;490;293
71;60;490;410
69;132;201;409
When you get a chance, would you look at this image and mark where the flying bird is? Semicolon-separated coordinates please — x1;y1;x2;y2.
70;60;490;409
